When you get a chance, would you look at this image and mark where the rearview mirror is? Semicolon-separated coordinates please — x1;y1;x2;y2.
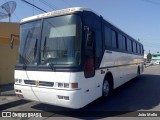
10;34;19;49
84;26;94;49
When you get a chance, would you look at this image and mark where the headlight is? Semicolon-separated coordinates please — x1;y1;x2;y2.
56;82;77;89
19;79;22;84
15;79;23;84
15;79;19;83
58;83;63;88
64;83;69;88
57;83;69;88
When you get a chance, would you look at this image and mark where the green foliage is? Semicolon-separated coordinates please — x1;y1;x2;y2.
147;53;152;61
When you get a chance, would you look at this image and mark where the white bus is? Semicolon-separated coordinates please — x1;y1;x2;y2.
14;7;144;109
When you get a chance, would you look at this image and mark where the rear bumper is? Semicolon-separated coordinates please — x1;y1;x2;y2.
14;84;83;109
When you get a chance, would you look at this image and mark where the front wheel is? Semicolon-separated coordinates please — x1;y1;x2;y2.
102;80;110;99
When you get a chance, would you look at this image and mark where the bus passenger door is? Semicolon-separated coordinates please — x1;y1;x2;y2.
82;26;96;104
83;11;103;103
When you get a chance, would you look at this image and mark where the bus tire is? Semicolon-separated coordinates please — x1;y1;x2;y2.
102;79;111;99
136;67;140;79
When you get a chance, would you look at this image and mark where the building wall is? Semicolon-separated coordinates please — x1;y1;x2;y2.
152;54;160;64
0;22;19;85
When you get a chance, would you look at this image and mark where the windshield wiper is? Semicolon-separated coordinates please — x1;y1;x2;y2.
22;30;31;69
34;39;38;59
49;63;56;71
43;36;47;58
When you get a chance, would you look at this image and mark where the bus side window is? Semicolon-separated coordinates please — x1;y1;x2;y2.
127;38;132;52
104;26;112;48
131;40;133;53
111;30;117;49
137;44;140;54
141;45;144;55
118;34;123;50
133;41;136;53
122;35;127;51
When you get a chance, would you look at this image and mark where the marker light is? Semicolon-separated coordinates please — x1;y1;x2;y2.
71;83;78;89
58;83;63;88
15;79;23;84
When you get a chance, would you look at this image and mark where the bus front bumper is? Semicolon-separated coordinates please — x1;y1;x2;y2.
14;84;83;109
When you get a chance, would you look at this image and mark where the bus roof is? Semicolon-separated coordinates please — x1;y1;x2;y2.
21;7;99;23
21;7;142;46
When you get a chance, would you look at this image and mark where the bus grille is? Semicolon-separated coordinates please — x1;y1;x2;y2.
24;80;54;87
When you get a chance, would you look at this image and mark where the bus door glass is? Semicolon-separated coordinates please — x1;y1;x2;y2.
84;26;95;78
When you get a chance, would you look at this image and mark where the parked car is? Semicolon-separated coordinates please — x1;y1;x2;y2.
144;61;153;67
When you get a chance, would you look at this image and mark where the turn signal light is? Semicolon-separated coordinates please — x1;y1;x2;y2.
71;83;78;89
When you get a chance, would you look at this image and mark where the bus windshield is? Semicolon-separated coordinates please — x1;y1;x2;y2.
19;14;82;68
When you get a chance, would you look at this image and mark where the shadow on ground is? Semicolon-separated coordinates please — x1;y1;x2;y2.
0;99;30;111
31;74;160;118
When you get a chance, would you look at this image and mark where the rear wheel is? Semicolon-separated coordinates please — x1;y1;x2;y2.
136;67;140;79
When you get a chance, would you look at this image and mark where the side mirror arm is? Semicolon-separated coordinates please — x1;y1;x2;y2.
10;34;19;49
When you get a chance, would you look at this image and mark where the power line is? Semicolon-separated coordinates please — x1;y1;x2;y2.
46;0;59;10
39;0;58;10
21;0;47;13
13;12;20;21
61;0;72;7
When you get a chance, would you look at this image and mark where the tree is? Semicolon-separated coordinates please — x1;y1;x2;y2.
147;53;152;61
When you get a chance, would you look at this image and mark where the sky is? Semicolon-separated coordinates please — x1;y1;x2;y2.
0;0;160;54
